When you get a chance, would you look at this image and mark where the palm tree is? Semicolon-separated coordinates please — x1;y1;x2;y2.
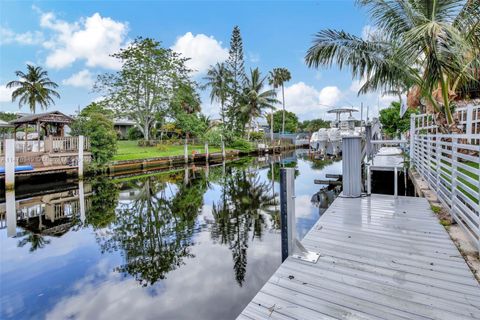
305;0;480;131
241;68;278;140
6;64;60;114
269;68;291;137
203;63;232;134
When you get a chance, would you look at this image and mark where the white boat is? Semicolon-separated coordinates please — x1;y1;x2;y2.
309;132;319;149
327;128;341;155
310;129;329;153
325;108;362;155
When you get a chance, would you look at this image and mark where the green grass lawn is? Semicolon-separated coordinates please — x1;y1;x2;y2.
113;140;228;161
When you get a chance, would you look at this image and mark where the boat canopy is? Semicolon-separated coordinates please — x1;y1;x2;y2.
327;108;358;114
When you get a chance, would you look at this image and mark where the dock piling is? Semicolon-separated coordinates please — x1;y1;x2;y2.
342;136;362;197
5;139;15;191
78;135;84;179
205;142;209;162
280;167;320;263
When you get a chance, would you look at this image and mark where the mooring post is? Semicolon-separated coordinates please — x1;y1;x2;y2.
5;139;15;191
366;164;371;195
184;141;188;164
221;140;226;159
280;167;320;263
78;135;84;180
394;166;398;198
205;142;209;162
342;136;362;198
280;167;295;262
365;124;372;161
79;180;85;224
6;189;16;237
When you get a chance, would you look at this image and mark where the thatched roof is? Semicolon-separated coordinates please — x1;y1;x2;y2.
9;111;74;126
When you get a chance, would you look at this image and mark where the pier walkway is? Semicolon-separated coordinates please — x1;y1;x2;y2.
238;194;480;320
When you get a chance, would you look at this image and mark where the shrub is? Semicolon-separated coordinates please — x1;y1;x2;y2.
250;131;265;141
127;126;143;140
229;137;255;152
70;104;117;166
204;129;222;146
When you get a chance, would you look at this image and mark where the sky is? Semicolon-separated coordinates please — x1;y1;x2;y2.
0;0;398;121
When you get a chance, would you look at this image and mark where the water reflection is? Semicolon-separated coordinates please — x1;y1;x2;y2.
98;169;206;286
0;154;341;320
211;162;279;286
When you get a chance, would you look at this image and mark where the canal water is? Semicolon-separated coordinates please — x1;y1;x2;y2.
0;151;341;320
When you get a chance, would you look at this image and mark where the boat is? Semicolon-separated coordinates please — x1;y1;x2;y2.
325;108;363;155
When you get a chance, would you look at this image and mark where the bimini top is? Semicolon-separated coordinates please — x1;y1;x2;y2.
327;108;359;114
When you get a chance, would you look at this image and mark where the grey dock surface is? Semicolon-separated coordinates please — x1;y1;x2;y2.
237;194;480;320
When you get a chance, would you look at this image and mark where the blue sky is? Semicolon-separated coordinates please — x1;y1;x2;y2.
0;1;397;120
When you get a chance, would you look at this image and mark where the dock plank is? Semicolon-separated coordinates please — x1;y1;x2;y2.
237;194;480;319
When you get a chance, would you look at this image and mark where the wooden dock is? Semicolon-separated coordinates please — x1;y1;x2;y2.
238;194;480;320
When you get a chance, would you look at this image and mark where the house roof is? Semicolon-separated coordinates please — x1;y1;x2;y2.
9;111;74;125
114;118;136;126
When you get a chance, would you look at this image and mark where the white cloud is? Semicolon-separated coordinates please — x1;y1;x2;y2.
62;69;95;89
0;27;43;45
281;82;342;119
282;82;322;117
0;84;15;103
318;86;341;106
40;11;128;70
171;32;228;75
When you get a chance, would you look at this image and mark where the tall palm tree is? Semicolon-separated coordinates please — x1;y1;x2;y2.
7;64;60;114
203;62;232;133
269;68;291;137
241;68;278;140
305;0;480;131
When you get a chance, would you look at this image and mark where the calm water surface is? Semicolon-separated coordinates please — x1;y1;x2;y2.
0;151;341;320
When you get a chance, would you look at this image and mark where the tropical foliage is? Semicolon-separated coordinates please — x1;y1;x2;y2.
240;68;278;140
379;102;417;137
96;38;193;140
70;103;117;166
305;0;480;132
7;64;60;114
298;118;330;133
270;110;298;133
269;67;291;135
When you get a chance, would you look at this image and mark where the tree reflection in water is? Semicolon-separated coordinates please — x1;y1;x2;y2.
211;163;279;287
99;169;207;286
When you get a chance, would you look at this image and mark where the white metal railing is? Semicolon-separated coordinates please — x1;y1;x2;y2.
411;133;480;250
1;136;90;154
411;104;480;138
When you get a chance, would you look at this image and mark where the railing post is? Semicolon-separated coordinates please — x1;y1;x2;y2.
435;135;442;193
409;114;415;167
78;136;84;180
466;104;473;143
450;137;458;215
5;139;15;191
342;136;362;198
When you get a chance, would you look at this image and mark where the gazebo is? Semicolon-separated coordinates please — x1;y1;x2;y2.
9;111;74;138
